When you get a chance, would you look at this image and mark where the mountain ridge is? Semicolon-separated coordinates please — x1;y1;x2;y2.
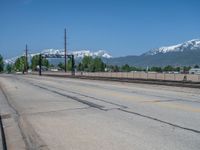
143;39;200;56
4;49;112;64
4;39;200;67
107;39;200;67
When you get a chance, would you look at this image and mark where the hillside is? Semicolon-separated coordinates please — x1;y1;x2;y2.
107;39;200;67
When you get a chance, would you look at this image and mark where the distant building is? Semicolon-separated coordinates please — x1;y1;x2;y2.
189;68;200;74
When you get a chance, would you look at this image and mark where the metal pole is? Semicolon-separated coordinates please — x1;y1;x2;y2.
71;55;75;76
39;54;42;76
25;44;28;73
64;28;67;72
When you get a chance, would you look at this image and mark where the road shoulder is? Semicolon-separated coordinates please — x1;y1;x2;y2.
0;80;26;150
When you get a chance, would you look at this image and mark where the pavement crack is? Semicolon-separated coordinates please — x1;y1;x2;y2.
32;84;105;111
132;91;200;104
29;80;127;109
0;82;29;149
19;76;128;109
119;108;200;134
0;80;50;150
23;107;90;116
64;90;128;109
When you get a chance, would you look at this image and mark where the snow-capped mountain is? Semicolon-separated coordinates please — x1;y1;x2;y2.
108;39;200;67
4;49;112;64
4;56;20;64
4;39;200;67
144;39;200;55
41;49;112;58
72;50;112;58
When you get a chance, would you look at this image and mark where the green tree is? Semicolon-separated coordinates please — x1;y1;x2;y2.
121;64;130;72
67;58;72;71
77;63;84;71
14;56;26;72
163;65;174;72
175;67;181;72
150;67;162;72
57;60;72;71
31;55;49;71
82;56;93;71
194;65;199;68
78;56;105;72
6;64;13;73
113;65;119;72
0;54;4;72
58;62;64;70
91;57;105;72
183;66;191;73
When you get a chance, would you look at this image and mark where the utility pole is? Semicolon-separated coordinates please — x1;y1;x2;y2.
25;44;28;73
71;54;75;76
39;54;42;76
64;28;67;72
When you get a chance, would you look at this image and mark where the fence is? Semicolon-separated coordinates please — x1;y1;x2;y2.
38;71;200;82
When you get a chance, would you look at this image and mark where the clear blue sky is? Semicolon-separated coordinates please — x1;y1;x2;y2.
0;0;200;58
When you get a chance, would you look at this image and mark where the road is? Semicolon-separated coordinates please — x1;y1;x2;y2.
0;74;200;150
0;123;2;150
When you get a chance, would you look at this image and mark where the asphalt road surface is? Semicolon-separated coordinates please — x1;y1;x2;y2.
0;74;200;150
0;125;2;150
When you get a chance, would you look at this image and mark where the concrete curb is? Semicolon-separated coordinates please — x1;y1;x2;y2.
0;82;26;150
